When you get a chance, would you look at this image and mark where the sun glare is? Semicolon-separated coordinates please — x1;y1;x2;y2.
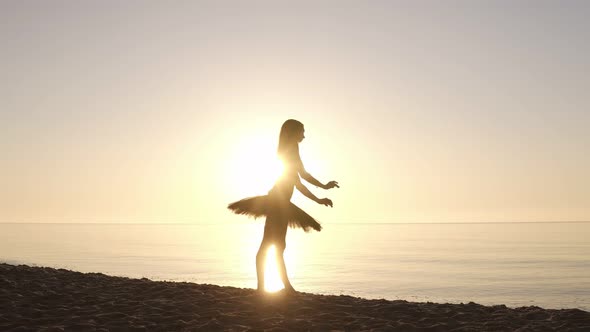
264;245;284;292
225;136;284;197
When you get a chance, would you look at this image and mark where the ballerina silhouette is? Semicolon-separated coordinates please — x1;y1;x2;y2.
228;119;339;293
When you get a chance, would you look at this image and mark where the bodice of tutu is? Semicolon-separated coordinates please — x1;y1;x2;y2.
268;173;295;202
268;153;299;202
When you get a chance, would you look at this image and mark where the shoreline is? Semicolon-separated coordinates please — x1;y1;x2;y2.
1;263;589;331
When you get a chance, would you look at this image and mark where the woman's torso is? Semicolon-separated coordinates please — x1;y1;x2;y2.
268;150;300;201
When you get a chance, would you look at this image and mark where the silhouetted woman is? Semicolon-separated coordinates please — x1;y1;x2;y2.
228;119;339;293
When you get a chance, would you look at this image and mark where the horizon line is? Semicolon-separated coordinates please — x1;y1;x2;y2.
1;220;589;225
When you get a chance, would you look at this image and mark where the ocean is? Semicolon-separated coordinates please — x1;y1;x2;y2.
1;222;588;311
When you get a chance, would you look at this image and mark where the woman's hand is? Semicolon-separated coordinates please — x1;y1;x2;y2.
324;180;339;189
318;198;333;207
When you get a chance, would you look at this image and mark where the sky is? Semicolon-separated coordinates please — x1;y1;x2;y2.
1;1;589;223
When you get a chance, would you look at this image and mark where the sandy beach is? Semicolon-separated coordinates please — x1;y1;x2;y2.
1;263;588;332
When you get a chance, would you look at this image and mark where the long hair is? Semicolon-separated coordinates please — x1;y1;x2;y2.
277;119;304;160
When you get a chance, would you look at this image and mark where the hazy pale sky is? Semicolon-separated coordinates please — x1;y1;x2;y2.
1;1;589;223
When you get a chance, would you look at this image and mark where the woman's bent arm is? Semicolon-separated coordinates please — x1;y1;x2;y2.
300;170;325;188
301;170;339;190
294;153;339;190
295;178;333;207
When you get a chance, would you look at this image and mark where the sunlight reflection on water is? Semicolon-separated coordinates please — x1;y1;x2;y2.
1;222;589;311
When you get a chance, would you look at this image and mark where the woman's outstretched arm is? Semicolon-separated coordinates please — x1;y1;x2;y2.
295;177;333;207
299;166;339;190
293;151;339;189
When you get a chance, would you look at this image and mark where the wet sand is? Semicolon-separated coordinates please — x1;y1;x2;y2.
1;263;588;331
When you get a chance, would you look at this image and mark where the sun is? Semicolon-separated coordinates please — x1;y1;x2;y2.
225;135;284;197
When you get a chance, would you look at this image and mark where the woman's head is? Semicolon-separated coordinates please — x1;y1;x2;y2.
278;119;305;155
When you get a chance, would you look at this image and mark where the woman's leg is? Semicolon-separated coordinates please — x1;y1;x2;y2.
256;239;270;291
275;220;295;292
276;241;295;292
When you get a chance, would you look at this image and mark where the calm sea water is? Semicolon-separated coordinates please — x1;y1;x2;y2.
1;222;588;311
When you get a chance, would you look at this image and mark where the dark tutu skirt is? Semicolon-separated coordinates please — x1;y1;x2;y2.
227;195;322;232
